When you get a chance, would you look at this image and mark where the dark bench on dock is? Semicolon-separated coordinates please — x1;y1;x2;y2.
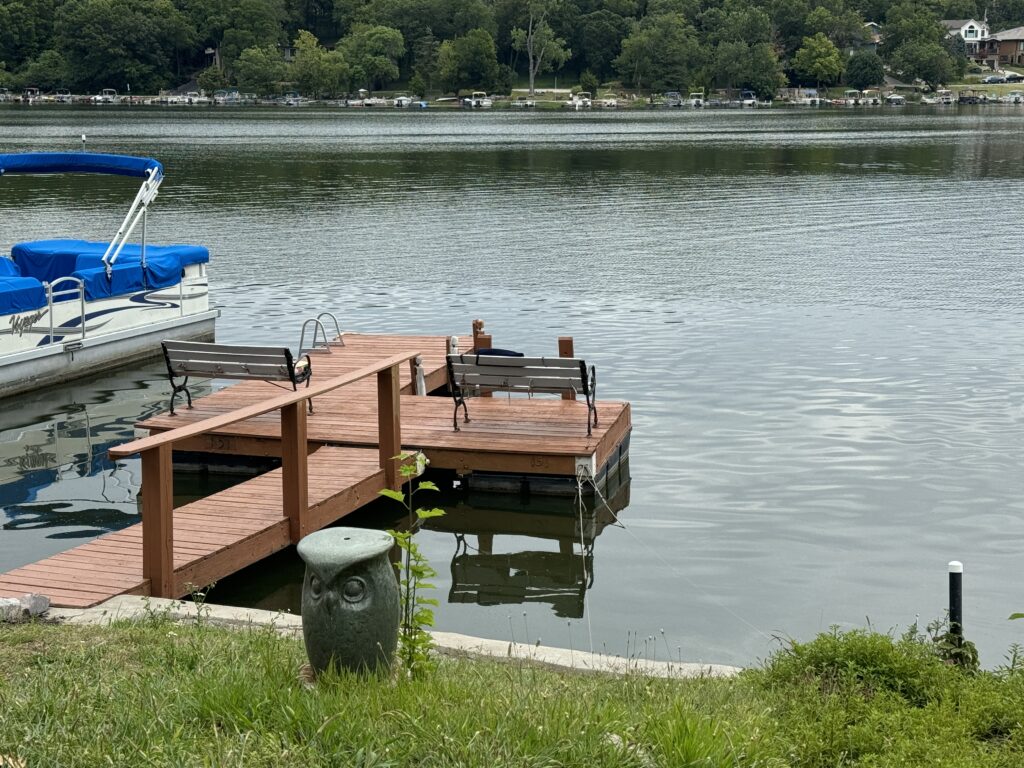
162;340;312;415
446;352;597;435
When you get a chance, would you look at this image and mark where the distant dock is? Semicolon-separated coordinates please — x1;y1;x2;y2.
0;321;631;608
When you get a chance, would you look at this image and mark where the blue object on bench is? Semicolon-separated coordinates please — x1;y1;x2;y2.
0;276;47;316
474;348;524;357
0;258;20;277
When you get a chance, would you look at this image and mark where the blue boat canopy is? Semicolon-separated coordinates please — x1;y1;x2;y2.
0;152;163;180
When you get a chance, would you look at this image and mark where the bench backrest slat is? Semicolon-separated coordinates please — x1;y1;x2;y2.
163;340;293;359
449;362;582;381
165;349;295;367
448;354;581;369
454;373;582;392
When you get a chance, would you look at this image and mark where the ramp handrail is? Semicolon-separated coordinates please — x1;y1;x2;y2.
109;350;417;599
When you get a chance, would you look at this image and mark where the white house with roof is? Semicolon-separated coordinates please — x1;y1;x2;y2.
941;19;990;55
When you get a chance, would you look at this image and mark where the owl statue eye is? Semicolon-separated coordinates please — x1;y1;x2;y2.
342;577;366;603
310;575;323;599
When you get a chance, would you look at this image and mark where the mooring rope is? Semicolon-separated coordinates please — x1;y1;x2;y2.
575;466;596;655
581;468;773;642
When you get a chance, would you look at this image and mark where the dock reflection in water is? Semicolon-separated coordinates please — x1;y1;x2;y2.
437;472;629;620
209;460;630;624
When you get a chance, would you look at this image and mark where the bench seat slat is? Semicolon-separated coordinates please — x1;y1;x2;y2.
170;360;294;380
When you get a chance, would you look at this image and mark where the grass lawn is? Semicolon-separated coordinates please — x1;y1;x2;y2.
2;616;1024;766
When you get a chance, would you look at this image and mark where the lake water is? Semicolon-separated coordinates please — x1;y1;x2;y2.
2;106;1024;668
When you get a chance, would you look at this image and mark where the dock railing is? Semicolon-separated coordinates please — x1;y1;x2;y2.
108;351;418;598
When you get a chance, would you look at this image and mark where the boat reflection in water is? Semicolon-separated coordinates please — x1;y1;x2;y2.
0;365;218;560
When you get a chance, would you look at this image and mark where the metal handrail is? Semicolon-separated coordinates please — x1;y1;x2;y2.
316;312;344;346
44;276;86;343
298;318;329;357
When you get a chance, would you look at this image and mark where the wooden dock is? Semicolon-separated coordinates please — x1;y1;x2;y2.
0;322;631;608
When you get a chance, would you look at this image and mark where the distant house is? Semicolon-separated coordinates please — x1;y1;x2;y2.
846;21;882;56
989;26;1024;66
941;19;990;54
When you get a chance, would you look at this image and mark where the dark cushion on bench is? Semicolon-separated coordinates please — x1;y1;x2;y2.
474;348;524;357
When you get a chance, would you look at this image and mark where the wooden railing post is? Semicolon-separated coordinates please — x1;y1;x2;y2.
558;336;576;401
281;401;309;543
378;363;401;490
140;444;174;597
472;319;493;397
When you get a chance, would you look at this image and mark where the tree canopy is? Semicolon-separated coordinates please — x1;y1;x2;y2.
0;0;990;95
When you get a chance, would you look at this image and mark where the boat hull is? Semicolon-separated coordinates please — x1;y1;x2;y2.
0;309;218;399
1;266;217;398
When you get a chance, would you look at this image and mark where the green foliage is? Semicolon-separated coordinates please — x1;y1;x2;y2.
16;49;68;89
437;28;499;92
233;45;287;95
615;12;704;91
792;32;844;86
0;0;993;99
290;29;348;96
339;23;404;90
845;50;885;89
381;451;444;679
196;64;229;93
512;3;571;95
762;625;960;705
408;71;427;97
54;0;194;93
579;68;599;94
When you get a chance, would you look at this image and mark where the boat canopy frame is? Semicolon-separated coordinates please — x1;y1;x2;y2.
0;152;165;279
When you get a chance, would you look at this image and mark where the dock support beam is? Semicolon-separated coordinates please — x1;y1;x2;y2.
378;364;402;489
141;444;174;597
282;402;309;542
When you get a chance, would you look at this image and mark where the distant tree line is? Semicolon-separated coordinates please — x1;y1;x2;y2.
1;0;1020;96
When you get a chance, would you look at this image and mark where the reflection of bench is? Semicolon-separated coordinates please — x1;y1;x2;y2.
162;340;312;415
446;352;597;435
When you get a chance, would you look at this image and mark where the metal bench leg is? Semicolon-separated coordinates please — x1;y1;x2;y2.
169;379;193;416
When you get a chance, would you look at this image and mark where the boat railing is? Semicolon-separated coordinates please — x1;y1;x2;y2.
44;276;86;344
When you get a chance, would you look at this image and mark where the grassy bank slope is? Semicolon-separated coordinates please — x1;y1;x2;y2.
1;617;1023;766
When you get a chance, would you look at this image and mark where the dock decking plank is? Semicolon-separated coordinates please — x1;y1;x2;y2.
0;446;386;608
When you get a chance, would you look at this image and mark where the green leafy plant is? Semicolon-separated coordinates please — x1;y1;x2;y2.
380;451;444;678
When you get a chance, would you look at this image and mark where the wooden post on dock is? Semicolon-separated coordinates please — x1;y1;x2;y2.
559;336;576;401
378;363;401;489
140;444;174;597
473;319;493;397
281;402;309;542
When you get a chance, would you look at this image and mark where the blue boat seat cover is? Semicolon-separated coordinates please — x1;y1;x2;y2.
0;276;47;316
12;240;209;298
74;263;146;300
0;258;20;277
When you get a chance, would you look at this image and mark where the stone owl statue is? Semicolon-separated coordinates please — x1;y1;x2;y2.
296;527;399;674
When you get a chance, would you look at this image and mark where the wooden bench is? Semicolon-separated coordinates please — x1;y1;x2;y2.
446;352;597;435
162;340;312;415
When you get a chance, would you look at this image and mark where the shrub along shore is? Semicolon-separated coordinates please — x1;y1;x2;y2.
2;611;1024;767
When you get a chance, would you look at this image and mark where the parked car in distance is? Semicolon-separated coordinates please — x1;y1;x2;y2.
1005;72;1023;83
982;75;1006;84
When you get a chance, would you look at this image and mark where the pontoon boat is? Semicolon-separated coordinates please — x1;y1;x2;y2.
0;153;217;398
